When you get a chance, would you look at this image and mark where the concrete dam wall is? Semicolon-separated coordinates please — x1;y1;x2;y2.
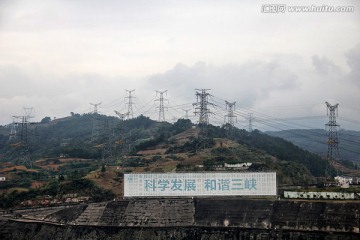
0;198;359;239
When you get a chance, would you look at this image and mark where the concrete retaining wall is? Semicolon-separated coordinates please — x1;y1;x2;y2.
1;198;359;239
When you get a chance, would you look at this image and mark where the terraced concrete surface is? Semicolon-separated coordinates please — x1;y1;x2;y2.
0;198;359;239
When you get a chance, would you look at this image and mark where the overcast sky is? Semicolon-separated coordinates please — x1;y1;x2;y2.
0;0;359;131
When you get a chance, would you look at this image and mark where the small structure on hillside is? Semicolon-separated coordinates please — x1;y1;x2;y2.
334;176;353;188
224;163;252;169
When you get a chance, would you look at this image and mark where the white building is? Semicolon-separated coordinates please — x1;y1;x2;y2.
224;162;252;169
334;176;353;188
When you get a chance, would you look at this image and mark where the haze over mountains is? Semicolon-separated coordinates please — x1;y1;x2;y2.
267;129;360;164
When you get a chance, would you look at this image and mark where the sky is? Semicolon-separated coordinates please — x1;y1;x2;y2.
0;0;359;131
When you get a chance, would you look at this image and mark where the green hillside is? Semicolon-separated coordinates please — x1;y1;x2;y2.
0;114;343;207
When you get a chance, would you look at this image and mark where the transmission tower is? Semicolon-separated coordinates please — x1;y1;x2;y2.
100;118;113;162
155;90;168;122
193;89;214;125
9;116;21;141
183;109;191;119
115;110;129;166
115;110;129;122
19;116;31;167
23;107;34;118
11;108;35;168
125;89;136;119
224;101;237;127
248;113;254;133
90;102;102;114
193;89;214;151
114;110;128;142
90;102;102;141
325;101;340;161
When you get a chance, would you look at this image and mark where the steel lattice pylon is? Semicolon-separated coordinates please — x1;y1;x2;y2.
10;108;34;168
155;90;168;122
125;89;135;119
193;89;214;151
193;89;214;125
114;110;129;162
325;101;340;161
90;102;102;142
224;101;237;127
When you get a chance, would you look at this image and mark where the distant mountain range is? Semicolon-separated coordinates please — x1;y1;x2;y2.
266;129;360;163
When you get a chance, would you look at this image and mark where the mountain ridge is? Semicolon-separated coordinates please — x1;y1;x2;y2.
266;129;360;164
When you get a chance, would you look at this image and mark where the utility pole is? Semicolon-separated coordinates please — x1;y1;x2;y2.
325;101;340;161
90;102;102;142
125;89;135;119
224;101;237;127
155;90;168;122
193;89;214;151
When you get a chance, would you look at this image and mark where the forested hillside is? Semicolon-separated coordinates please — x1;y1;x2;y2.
0;114;341;193
266;129;360;164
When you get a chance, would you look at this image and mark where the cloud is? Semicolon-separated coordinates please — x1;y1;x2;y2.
312;55;343;75
345;43;360;87
143;50;360;130
0;64;143;124
146;60;299;108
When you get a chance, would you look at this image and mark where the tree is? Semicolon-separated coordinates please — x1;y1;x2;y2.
40;116;51;124
58;175;65;181
172;119;192;134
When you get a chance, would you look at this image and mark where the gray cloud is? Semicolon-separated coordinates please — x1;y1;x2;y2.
345;43;360;87
0;1;359;130
0;65;141;123
312;55;343;75
147;60;299;107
